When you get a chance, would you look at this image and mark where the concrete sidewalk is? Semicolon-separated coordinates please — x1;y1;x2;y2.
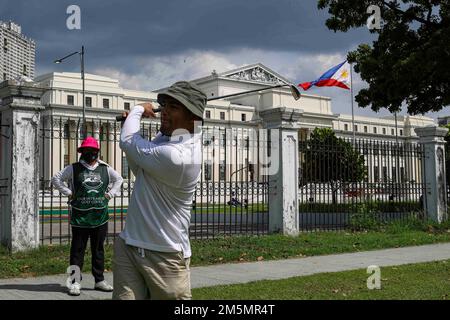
1;242;450;300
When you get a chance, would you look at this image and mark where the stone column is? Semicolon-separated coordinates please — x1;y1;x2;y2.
415;126;448;223
93;120;100;141
260;107;302;236
0;80;46;252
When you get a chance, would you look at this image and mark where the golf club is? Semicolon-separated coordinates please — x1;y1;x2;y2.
115;83;301;122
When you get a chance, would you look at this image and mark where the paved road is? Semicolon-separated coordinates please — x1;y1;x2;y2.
1;242;450;300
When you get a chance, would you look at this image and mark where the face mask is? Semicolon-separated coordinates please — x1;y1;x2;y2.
81;151;99;163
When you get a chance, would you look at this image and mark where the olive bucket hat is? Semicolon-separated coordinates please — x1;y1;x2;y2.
157;81;207;120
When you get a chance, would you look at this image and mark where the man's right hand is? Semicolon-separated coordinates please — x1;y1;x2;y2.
141;103;157;118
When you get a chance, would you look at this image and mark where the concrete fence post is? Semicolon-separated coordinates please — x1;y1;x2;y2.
415;125;448;224
260;107;302;236
0;80;46;252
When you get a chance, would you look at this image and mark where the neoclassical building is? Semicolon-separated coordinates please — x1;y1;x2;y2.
35;63;435;185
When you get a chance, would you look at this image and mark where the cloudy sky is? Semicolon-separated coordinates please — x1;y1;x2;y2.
1;0;446;119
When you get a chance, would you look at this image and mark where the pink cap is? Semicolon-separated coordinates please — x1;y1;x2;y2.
77;136;100;153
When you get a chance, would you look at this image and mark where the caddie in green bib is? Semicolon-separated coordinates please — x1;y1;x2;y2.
70;162;110;227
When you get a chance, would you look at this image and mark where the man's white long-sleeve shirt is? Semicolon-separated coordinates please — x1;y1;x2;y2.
119;105;201;258
51;159;123;199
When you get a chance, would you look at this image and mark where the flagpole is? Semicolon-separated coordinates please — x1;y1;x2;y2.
350;62;355;145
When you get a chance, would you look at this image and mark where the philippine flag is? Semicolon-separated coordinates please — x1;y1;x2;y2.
298;61;351;91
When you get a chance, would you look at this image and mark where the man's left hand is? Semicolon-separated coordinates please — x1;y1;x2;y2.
141;103;157;118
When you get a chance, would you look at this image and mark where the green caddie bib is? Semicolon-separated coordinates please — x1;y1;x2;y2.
70;162;110;227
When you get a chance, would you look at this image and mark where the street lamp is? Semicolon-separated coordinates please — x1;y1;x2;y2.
394;111;400;196
54;45;86;137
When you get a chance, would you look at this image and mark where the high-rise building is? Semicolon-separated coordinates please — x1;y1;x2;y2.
0;21;35;81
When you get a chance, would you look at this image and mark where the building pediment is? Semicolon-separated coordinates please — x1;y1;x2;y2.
219;64;290;86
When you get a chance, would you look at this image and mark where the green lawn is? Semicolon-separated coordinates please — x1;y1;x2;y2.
1;219;450;279
192;260;450;300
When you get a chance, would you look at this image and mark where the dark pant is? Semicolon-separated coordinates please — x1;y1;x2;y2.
70;223;108;283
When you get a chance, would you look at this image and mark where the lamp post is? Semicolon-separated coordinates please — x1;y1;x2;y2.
394;111;401;198
54;45;86;137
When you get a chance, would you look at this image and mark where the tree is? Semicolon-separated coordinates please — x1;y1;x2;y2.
318;0;450;115
300;128;366;203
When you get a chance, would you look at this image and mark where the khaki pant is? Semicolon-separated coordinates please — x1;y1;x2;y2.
112;237;191;300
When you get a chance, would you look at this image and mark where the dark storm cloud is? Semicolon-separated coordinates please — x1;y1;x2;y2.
0;0;372;74
4;0;410;118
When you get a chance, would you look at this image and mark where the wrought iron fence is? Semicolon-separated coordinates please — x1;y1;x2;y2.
298;136;427;231
38;116;269;244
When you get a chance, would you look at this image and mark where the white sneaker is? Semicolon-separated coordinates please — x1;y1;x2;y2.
68;282;81;296
94;280;113;292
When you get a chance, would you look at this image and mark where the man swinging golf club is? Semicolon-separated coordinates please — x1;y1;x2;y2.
114;81;205;300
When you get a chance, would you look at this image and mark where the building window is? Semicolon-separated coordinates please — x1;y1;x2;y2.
373;127;377;134
364;126;368;133
64;123;70;138
374;166;379;182
220;112;225;120
86;97;92;107
381;145;388;156
103;99;110;109
221;133;226;146
400;129;403;136
344;124;348;131
219;161;226;180
244;136;249;148
205;110;211;119
363;146;369;155
205;161;212;181
241;113;246;122
383;128;386;135
23;65;27;76
3;73;6;80
64;155;69;167
249;163;255;181
67;95;74;106
124;102;130;110
392;167;397;182
354;125;358;132
122;156;129;179
391;128;395;135
383;167;388;182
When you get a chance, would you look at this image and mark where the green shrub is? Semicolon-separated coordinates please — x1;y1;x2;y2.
348;203;383;231
299;201;422;214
